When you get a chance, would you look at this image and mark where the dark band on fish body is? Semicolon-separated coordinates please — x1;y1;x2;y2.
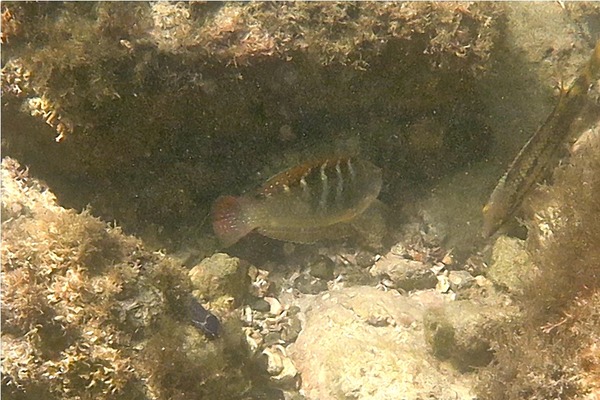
256;156;364;213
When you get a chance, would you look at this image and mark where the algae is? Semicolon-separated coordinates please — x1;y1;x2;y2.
1;1;500;248
2;2;600;399
0;158;264;399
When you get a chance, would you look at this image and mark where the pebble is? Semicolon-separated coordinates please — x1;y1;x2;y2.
309;255;335;280
264;331;284;346
251;298;271;312
448;271;475;291
370;255;436;291
436;272;451;294
264;296;284;316
295;275;328;294
263;346;285;375
281;315;302;343
356;251;376;268
262;345;299;389
243;327;263;354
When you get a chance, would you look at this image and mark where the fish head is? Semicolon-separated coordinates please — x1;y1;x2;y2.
481;195;511;238
482;203;499;238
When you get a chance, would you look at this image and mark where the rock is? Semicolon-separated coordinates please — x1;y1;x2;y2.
0;158;256;399
264;296;284;316
288;286;477;400
370;252;436;291
448;270;476;291
487;236;536;293
294;275;328;295
423;299;515;373
188;253;250;304
355;251;376;268
243;327;263;354
263;346;285;376
263;332;283;347
281;314;302;344
262;345;299;390
308;255;335;280
436;272;452;294
250;298;271;312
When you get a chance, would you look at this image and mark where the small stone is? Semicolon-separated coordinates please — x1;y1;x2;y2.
188;253;249;304
262;346;299;389
430;263;446;275
487;236;535;293
366;314;393;327
242;305;254;325
248;265;259;281
295;275;328;294
370;252;436;291
390;243;408;257
243;327;263;354
474;275;493;288
273;355;299;389
442;253;454;265
262;346;284;376
287;306;301;316
309;256;335;280
436;273;451;294
355;251;376;268
249;267;272;298
264;331;283;346
251;298;271;312
448;271;475;291
264;296;284;316
281;315;302;343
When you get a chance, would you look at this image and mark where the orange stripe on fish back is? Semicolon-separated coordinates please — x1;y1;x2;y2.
259;156;352;197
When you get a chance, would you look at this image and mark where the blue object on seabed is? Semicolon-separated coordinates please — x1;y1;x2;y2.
189;297;221;339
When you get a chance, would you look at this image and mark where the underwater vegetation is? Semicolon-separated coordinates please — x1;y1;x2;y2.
475;37;600;399
0;158;265;399
477;119;600;399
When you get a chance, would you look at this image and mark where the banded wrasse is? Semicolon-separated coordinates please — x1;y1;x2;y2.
212;156;382;247
482;40;600;238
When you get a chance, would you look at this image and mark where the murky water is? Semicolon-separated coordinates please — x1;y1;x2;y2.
2;2;599;399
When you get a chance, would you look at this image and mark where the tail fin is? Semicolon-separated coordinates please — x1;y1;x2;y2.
211;195;255;247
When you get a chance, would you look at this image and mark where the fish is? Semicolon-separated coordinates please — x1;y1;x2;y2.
189;297;220;339
482;40;600;238
212;156;382;247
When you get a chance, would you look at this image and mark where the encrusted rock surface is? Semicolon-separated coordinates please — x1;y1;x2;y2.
189;252;250;306
288;287;480;400
0;157;258;399
1;2;502;248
